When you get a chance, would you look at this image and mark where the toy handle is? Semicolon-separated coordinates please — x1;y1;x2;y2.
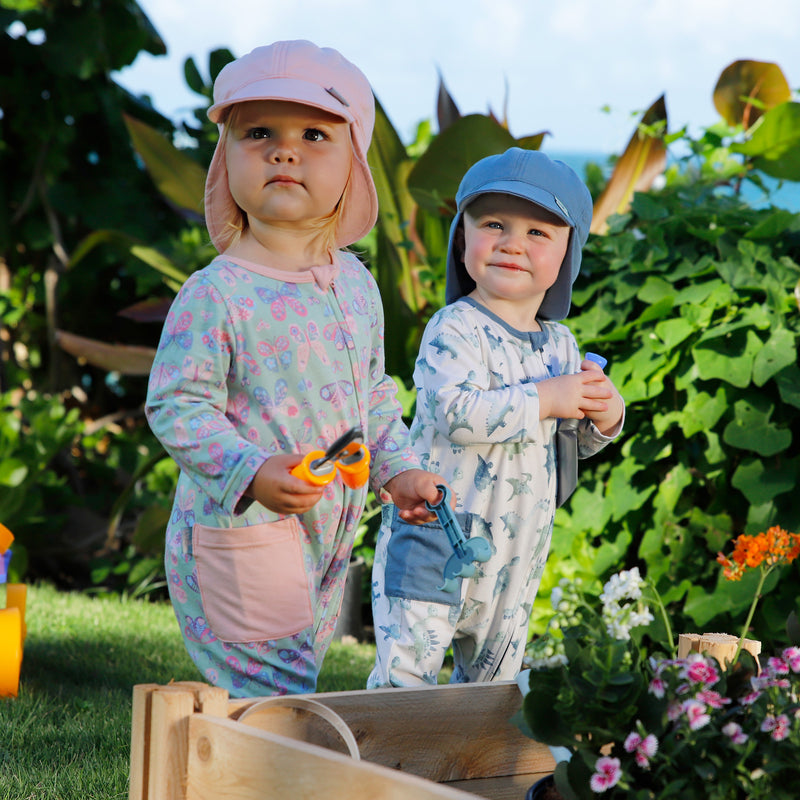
290;450;337;487
426;485;465;552
337;442;371;490
585;352;607;369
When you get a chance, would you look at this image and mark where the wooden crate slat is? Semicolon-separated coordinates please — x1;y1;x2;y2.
185;714;480;800
446;773;543;800
232;681;552;783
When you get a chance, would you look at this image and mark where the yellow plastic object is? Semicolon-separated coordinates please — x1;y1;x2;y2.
5;584;27;642
291;450;338;487
337;443;371;489
0;523;13;553
291;443;370;490
0;606;22;698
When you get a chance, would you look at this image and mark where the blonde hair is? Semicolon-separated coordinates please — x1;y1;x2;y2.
219;104;352;256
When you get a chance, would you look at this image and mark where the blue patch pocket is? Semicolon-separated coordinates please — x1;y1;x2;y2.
384;505;470;606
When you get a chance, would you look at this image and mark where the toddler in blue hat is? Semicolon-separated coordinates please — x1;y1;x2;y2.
368;148;625;687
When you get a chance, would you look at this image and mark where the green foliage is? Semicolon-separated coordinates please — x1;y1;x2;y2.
556;180;800;645
4;0;800;644
0;0;183;403
0;391;83;579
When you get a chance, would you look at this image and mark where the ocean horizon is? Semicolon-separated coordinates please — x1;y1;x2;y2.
549;149;800;214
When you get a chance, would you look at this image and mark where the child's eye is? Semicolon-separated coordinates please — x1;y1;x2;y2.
304;128;327;142
248;127;271;140
485;221;503;230
529;228;546;237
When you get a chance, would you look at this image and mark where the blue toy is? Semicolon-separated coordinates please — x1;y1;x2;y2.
426;485;492;592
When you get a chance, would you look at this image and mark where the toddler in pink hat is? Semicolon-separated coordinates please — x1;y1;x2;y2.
146;40;445;697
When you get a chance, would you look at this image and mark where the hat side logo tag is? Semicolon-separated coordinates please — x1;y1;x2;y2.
325;87;350;107
554;196;572;222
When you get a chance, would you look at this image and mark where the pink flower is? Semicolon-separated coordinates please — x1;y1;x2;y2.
740;690;762;706
590;757;622;792
684;657;720;686
722;722;748;744
696;689;730;709
683;699;711;730
782;646;800;672
761;714;790;741
624;731;658;768
768;656;790;675
648;676;666;699
667;700;683;721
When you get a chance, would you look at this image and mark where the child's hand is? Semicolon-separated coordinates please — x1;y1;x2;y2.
246;455;325;515
537;364;623;435
578;357;624;435
383;469;449;524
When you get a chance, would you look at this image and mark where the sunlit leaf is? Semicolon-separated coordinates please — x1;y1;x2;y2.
55;330;155;376
123;113;206;222
723;398;791;456
130;244;193;286
407;115;518;213
694;328;763;388
367;96;422;373
732;458;795;505
516;132;548;151
591;95;668;235
752;327;797;386
713;60;791;129
0;459;28;489
731;102;800;181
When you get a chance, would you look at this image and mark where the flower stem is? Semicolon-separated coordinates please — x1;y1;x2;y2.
648;579;676;656
733;565;769;665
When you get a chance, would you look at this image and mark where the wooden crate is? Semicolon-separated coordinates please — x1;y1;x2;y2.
129;680;554;800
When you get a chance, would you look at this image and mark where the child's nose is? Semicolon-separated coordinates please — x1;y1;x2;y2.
267;137;297;163
498;231;524;252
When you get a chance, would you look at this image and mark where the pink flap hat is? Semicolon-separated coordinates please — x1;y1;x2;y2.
204;40;379;253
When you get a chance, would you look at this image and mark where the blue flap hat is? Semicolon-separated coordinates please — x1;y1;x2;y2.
445;147;593;321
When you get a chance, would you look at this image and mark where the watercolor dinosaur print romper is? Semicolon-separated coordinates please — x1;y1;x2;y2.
369;298;621;687
146;252;418;697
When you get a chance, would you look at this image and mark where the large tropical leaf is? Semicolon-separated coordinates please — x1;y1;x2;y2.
731;102;800;181
407;115;523;214
367;96;423;377
123;113;207;222
436;73;462;132
55;330;155;376
713;60;791;129
590;95;668;235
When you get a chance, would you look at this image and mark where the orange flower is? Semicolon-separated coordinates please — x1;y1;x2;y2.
717;527;800;582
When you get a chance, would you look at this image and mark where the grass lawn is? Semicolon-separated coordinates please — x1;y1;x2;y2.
0;583;380;800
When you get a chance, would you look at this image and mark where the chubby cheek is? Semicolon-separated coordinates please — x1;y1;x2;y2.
462;231;493;271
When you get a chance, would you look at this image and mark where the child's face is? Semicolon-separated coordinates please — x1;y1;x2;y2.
225;99;352;236
461;193;570;320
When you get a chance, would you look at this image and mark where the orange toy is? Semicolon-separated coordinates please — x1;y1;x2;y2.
0;522;25;698
291;427;370;492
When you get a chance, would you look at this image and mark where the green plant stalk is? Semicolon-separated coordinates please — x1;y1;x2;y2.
648;579;676;657
733;565;770;665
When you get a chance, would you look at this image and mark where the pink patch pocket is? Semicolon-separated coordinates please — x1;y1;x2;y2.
193;518;313;643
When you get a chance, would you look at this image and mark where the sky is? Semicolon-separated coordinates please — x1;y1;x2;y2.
115;0;800;155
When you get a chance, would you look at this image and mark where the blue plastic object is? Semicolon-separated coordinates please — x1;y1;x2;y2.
426;485;492;592
585;352;607;369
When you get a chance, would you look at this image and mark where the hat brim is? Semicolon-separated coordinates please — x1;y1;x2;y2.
208;77;356;125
